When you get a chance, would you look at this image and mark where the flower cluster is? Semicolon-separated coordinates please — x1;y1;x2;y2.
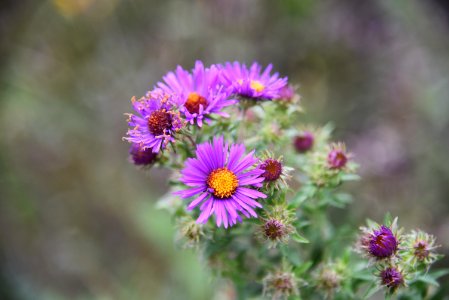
357;217;441;294
123;60;443;299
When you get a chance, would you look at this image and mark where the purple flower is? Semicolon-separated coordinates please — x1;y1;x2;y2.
327;143;349;169
380;267;404;290
175;136;267;228
157;61;236;127
260;158;283;182
129;143;158;166
220;61;288;100
277;85;295;101
369;226;398;258
124;90;183;153
293;132;314;153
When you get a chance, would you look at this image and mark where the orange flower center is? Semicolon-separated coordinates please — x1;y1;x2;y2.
207;167;239;198
147;109;172;136
250;80;265;92
184;92;208;114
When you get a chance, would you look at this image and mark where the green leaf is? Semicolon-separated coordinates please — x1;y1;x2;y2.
294;261;313;276
412;274;444;287
428;269;449;279
292;232;309;243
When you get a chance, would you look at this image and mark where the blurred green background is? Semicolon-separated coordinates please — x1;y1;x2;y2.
1;0;449;299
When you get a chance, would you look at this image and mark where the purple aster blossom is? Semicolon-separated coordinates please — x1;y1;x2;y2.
379;266;404;290
124;90;183;153
219;61;288;100
175;136;267;228
157;61;236;127
369;225;398;258
327;143;350;169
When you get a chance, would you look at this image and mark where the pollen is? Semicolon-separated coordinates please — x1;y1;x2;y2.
207;167;239;198
185;92;209;114
148;109;172;136
250;80;265;92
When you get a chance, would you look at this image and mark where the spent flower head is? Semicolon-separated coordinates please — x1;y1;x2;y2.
257;205;295;248
176;216;204;248
314;261;344;299
263;269;299;300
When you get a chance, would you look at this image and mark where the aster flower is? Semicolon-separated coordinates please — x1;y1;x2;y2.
175;136;267;228
327;142;350;169
220;61;288;100
378;265;405;292
129;143;158;167
157;61;236;127
368;226;398;258
124;90;184;153
358;218;401;260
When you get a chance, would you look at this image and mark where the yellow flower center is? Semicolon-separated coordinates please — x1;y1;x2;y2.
207;167;239;198
250;80;265;92
184;92;208;114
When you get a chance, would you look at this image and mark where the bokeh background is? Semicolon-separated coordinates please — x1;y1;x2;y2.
1;0;449;299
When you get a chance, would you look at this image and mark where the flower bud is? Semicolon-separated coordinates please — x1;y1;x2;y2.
379;266;404;291
358;223;399;260
327;143;349;169
403;230;439;266
369;226;398;258
129;143;158;166
293;132;314;153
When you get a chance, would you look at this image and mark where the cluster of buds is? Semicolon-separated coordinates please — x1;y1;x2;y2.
357;217;440;294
